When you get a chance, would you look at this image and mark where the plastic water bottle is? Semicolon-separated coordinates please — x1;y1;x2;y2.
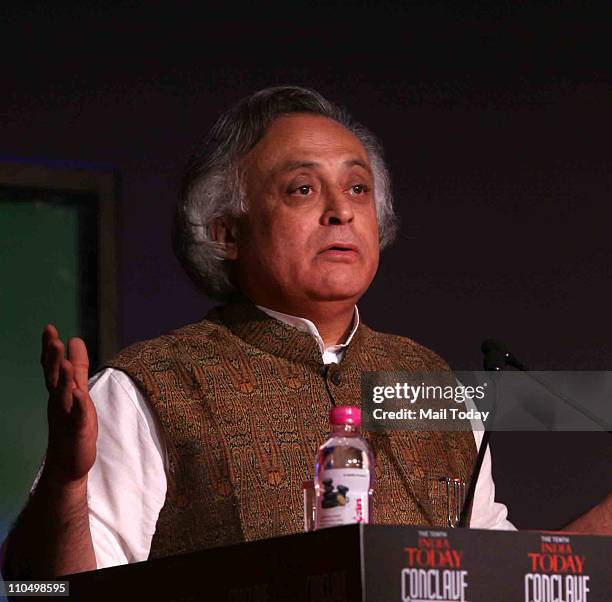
314;406;374;529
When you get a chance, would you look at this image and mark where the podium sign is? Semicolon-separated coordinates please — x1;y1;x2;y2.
364;525;609;601
63;525;612;601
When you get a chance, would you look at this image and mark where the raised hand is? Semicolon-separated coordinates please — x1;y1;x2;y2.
0;326;99;579
40;324;98;486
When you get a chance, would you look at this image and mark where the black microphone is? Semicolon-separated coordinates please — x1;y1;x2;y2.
481;339;612;432
481;339;527;371
482;347;506;372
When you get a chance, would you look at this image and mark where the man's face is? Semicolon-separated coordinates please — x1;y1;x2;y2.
234;113;380;309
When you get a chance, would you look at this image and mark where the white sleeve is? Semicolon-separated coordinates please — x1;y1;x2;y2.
87;368;168;567
460;380;516;530
468;428;516;530
29;368;168;568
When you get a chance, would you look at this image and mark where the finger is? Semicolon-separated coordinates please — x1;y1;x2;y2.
57;360;75;415
41;324;59;367
68;338;90;392
44;339;65;392
70;387;88;428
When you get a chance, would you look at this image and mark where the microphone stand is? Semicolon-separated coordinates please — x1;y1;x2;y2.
459;339;612;528
457;353;502;528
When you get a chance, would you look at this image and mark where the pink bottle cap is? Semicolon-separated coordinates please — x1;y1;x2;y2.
330;405;361;426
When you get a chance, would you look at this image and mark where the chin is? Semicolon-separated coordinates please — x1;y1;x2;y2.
307;281;370;303
302;266;376;302
310;291;362;303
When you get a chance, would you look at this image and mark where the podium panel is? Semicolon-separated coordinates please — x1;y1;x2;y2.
60;525;612;601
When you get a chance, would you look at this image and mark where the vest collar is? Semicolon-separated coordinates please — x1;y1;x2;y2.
217;294;367;369
255;304;360;363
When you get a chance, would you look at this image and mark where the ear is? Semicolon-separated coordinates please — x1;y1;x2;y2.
208;217;238;260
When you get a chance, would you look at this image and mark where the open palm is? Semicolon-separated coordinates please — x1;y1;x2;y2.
41;324;98;485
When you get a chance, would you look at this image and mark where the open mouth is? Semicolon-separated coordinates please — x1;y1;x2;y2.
320;244;358;253
319;244;359;259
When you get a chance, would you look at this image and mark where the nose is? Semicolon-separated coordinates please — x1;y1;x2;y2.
321;187;354;226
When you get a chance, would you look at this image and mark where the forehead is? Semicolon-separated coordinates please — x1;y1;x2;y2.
244;113;370;172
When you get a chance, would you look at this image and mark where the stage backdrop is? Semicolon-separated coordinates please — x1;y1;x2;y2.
1;5;611;588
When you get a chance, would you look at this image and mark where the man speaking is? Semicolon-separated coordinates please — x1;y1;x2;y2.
2;86;607;580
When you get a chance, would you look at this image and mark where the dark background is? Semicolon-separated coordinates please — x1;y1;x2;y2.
2;0;611;529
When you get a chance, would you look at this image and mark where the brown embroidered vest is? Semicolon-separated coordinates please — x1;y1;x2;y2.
107;297;476;560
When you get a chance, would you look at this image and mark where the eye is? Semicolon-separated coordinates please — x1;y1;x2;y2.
291;184;313;196
350;184;369;195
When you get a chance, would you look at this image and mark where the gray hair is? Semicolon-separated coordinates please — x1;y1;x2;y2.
173;85;398;300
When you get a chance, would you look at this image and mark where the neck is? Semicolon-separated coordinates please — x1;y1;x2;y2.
248;295;356;347
299;303;356;348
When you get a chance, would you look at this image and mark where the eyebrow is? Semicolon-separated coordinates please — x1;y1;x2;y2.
273;158;372;175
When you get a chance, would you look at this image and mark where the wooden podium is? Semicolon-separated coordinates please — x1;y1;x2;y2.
63;524;612;601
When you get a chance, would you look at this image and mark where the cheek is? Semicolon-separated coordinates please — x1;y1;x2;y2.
368;246;380;274
362;211;381;263
247;219;312;275
268;215;314;253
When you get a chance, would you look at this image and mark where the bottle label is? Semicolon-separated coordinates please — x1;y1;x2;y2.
316;468;370;528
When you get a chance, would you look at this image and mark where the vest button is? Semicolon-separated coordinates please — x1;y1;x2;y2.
331;371;342;386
